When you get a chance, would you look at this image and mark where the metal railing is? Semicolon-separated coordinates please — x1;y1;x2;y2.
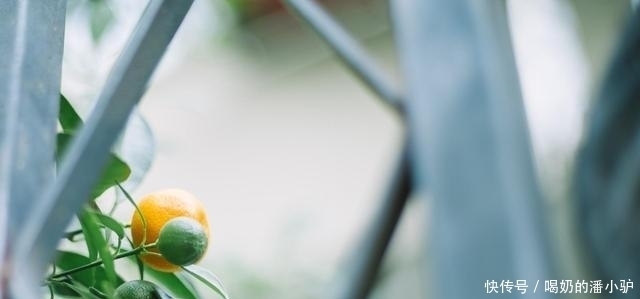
0;0;637;298
1;0;193;297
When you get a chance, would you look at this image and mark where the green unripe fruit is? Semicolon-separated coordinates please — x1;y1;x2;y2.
157;216;208;267
113;280;165;299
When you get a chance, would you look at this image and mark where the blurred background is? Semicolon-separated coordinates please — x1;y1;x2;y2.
59;0;632;298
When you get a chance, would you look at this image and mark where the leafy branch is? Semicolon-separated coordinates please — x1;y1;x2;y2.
48;242;157;280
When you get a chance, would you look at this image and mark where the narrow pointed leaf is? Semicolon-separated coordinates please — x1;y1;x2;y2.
59;94;82;133
146;266;199;299
92;212;125;241
182;265;230;299
78;210;117;287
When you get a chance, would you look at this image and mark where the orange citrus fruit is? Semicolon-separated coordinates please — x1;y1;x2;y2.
131;189;210;272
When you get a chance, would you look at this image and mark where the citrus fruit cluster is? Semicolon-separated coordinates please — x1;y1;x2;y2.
130;188;210;272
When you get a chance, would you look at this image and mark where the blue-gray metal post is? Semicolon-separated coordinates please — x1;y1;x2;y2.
0;1;67;297
9;0;193;297
393;0;556;298
574;11;640;297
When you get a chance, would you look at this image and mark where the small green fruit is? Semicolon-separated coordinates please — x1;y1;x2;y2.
113;280;164;299
157;216;208;267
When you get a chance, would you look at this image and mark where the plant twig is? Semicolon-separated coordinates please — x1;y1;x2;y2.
48;242;156;280
64;224;131;241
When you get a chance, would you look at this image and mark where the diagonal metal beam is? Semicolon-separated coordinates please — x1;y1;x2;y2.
282;0;403;113
334;144;412;299
393;0;556;298
0;0;66;297
281;1;414;298
10;0;193;297
281;1;413;298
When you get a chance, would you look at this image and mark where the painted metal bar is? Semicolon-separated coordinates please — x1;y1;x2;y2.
334;144;412;299
393;0;556;298
0;0;66;297
9;0;193;297
574;12;640;294
282;0;403;112
280;1;413;297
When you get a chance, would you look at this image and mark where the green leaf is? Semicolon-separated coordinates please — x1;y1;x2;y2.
92;212;125;241
59;95;154;195
59;94;82;133
51;281;103;299
92;155;131;199
57;95;133;199
76;212;98;283
77;210;117;289
89;287;109;299
89;0;114;42
122;253;199;299
114;111;155;192
56;133;73;165
50;279;80;298
146;266;199;299
182;265;230;299
53;251;125;297
57;133;131;199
